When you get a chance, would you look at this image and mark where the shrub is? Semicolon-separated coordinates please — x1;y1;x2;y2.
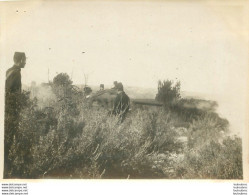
187;113;229;148
4;75;243;179
7;91;40;178
155;80;181;108
176;136;243;179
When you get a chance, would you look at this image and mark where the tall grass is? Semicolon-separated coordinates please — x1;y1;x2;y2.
4;81;242;179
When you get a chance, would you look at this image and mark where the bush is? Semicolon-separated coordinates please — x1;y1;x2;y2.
4;74;243;179
187;113;229;148
52;73;74;100
170;114;241;179
155;80;181;108
176;136;243;179
6;91;40;178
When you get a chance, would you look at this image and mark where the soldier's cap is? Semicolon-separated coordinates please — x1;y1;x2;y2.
14;52;26;62
116;82;123;91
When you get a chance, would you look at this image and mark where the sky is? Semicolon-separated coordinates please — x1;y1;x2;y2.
0;1;247;91
0;1;248;133
0;0;249;179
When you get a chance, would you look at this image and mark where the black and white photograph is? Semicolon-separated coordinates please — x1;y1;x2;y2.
0;0;248;181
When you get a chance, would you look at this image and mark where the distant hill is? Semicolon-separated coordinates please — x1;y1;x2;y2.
23;83;209;101
181;91;209;100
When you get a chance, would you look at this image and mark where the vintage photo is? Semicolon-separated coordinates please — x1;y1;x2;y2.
1;0;248;179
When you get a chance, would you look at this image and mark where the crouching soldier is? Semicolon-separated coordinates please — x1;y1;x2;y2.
112;83;130;122
99;84;104;91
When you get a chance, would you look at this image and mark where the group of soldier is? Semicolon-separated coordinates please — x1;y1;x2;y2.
4;52;130;177
96;81;130;121
84;81;130;122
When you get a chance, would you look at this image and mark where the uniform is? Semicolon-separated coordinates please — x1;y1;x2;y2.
4;57;24;177
5;65;22;94
112;91;130;122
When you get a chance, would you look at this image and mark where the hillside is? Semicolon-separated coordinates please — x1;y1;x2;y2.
4;77;242;179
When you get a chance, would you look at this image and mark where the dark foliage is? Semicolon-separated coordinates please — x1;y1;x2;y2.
4;75;243;179
155;80;181;108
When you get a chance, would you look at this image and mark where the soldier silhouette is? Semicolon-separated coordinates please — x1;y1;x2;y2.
99;84;104;91
4;52;26;178
112;83;130;123
5;52;26;93
112;81;118;89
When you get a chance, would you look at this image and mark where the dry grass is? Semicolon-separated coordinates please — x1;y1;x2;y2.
4;84;243;179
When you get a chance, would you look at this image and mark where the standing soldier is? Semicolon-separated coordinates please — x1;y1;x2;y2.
112;83;130;122
4;52;26;178
5;52;26;93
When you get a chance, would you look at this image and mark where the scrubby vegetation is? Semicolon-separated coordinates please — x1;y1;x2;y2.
4;75;243;179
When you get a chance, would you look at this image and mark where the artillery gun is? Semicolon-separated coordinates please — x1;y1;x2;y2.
86;88;117;108
86;88;162;109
